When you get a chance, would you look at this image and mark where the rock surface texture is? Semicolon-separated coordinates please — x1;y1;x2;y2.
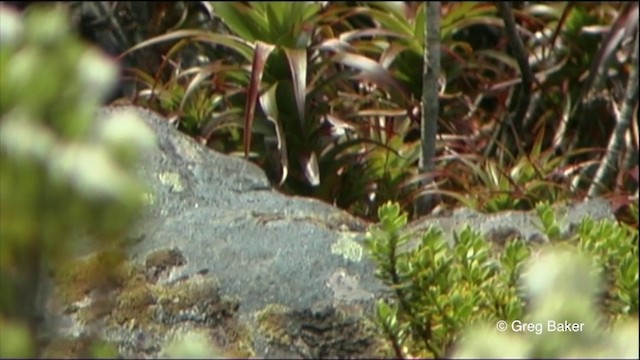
38;106;616;359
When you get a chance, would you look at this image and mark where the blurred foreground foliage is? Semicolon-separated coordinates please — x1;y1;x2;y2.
0;3;155;357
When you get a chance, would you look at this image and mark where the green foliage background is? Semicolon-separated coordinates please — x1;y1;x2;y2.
0;2;637;358
106;1;638;223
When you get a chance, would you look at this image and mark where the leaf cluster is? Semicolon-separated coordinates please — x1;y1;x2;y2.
364;201;639;358
81;1;638;223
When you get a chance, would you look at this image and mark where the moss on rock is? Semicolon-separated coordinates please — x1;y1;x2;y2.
47;247;253;358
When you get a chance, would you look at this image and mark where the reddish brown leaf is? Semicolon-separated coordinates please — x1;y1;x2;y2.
244;41;276;158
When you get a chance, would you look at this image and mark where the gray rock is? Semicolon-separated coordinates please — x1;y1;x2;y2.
38;105;616;359
406;197;615;250
40;106;386;359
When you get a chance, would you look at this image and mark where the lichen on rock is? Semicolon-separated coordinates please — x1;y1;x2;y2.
44;247;253;358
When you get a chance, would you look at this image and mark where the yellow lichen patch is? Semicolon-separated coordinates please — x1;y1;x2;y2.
144;248;186;283
331;232;364;262
105;273;252;357
52;248;254;357
53;248;131;305
110;280;158;328
256;304;293;346
145;248;186;270
326;268;374;302
157;171;183;192
151;277;240;327
214;322;255;358
150;278;252;357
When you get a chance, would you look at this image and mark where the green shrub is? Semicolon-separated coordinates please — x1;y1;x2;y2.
364;201;639;358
